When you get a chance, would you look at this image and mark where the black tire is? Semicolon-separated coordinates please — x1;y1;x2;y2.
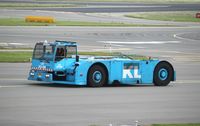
153;61;173;86
87;65;107;87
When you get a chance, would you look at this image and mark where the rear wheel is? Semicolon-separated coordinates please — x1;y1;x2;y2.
87;65;107;87
153;61;173;86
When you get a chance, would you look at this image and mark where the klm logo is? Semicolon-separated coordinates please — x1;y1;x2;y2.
123;64;141;79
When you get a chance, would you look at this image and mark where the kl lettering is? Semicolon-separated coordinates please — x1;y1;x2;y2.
123;66;141;78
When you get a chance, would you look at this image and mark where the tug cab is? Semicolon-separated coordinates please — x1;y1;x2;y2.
33;40;77;62
28;40;79;82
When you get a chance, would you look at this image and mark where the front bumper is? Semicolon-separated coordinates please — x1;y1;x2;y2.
28;71;85;85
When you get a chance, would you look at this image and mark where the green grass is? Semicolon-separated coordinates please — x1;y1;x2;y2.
88;124;200;126
125;11;200;22
0;51;148;62
94;0;200;3
0;3;77;8
0;18;53;26
0;18;171;27
0;52;32;62
37;0;200;4
152;123;200;126
56;21;139;27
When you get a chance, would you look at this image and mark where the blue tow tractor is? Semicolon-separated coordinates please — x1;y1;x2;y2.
28;40;176;87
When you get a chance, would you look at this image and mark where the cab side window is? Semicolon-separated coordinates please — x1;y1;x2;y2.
55;47;65;61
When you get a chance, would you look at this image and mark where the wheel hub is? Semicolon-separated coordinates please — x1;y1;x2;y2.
92;71;102;83
158;68;168;80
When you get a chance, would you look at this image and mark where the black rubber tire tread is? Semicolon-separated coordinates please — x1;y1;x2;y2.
153;61;173;86
87;65;107;87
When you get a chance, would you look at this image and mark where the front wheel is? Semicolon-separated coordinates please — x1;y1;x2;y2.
153;61;173;86
87;65;107;87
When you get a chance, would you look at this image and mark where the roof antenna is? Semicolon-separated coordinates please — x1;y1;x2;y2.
44;40;48;44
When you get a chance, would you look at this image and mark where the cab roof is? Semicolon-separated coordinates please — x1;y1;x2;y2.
37;40;77;46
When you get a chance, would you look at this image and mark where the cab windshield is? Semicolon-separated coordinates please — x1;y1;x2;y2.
33;43;77;62
33;43;55;61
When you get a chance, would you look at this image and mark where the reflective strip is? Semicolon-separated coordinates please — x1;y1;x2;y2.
31;67;53;72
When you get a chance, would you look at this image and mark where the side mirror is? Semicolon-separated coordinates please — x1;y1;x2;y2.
75;62;79;67
76;55;79;62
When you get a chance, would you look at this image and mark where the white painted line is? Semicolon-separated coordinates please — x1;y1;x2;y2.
0;34;67;39
92;48;131;51
9;43;24;45
174;80;200;84
174;33;198;41
0;34;29;37
0;85;28;88
0;42;29;48
0;78;27;81
134;46;147;49
109;44;124;47
98;41;181;45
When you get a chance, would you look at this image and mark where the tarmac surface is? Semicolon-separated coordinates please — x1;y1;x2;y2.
0;62;200;126
1;26;200;59
25;4;200;13
2;9;200;27
1;0;200;13
0;1;200;125
0;26;200;126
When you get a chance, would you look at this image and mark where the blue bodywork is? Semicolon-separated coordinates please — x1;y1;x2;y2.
28;40;176;86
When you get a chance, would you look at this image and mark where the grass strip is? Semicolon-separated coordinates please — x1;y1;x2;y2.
125;11;200;22
36;0;200;4
0;18;172;27
0;52;32;62
0;51;148;62
0;3;77;8
152;123;200;126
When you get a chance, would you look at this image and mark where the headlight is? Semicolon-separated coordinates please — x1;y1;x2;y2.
45;74;50;78
30;72;34;76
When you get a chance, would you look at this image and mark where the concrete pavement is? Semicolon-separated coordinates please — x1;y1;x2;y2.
0;26;200;125
0;65;200;126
